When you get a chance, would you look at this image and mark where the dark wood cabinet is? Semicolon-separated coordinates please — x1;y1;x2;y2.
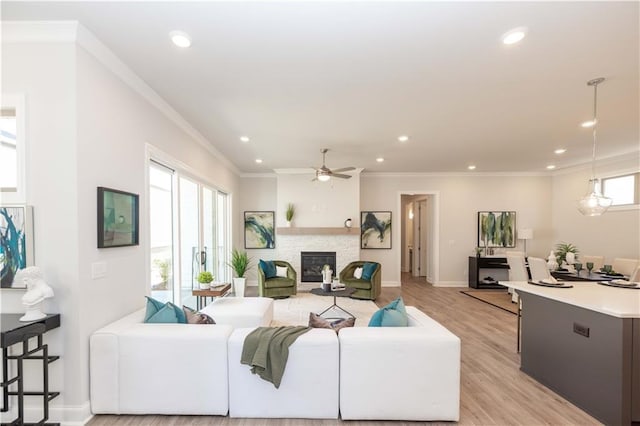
468;256;509;289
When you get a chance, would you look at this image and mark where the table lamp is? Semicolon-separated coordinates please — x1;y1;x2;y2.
518;228;533;257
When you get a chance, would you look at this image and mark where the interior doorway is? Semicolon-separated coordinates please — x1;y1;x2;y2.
399;192;439;285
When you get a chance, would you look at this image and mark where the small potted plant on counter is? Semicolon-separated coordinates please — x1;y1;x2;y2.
197;271;214;289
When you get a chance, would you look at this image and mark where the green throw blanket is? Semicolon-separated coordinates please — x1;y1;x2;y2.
241;326;311;388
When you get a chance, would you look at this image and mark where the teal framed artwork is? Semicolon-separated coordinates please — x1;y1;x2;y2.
98;187;139;248
477;211;516;248
0;205;34;288
244;211;275;249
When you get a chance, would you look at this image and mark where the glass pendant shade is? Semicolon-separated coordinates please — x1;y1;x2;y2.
578;178;612;216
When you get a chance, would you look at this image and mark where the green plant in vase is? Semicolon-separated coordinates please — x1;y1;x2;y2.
197;271;214;289
228;249;252;297
285;203;295;226
555;242;579;268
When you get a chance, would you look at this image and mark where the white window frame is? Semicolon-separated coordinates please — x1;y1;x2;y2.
602;171;640;212
145;145;233;306
1;94;26;203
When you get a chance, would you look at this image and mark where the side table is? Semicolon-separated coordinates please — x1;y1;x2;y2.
192;283;232;309
1;313;60;426
309;287;356;319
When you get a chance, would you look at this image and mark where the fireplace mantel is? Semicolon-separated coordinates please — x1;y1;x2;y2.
276;227;357;236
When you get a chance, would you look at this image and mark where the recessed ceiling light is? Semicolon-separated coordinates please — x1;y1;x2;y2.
581;120;596;128
376;157;385;163
546;165;556;170
240;136;250;143
255;159;263;164
398;135;409;142
502;27;527;45
468;165;476;170
554;148;567;154
170;31;192;48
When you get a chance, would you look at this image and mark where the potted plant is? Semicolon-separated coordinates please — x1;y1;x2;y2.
152;258;171;290
228;249;252;297
285;203;295;227
197;271;214;289
555;242;579;268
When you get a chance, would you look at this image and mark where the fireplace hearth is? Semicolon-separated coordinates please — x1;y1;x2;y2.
301;251;337;282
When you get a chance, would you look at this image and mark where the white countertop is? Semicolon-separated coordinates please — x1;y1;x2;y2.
502;281;640;318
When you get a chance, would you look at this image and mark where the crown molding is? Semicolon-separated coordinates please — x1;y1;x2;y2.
1;20;78;43
239;173;277;178
361;171;550;178
549;150;640;176
2;21;240;176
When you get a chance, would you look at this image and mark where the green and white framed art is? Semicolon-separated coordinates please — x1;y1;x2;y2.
477;211;516;248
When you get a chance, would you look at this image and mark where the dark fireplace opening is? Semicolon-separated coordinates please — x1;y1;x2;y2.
301;251;336;282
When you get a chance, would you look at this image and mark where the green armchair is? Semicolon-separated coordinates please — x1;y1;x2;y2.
339;261;381;300
258;260;297;299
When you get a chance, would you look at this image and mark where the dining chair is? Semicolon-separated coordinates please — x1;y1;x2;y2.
505;251;525;257
612;258;639;277
506;255;528;303
528;257;551;282
580;255;605;271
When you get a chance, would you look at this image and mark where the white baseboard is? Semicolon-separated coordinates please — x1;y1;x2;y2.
1;400;92;426
434;281;469;288
382;281;401;287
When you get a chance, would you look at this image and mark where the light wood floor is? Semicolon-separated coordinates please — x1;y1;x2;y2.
88;274;599;426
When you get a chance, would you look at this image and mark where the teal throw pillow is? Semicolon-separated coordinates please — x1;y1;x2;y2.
259;259;277;279
145;302;180;323
368;297;408;327
172;302;187;324
144;296;165;322
361;262;378;281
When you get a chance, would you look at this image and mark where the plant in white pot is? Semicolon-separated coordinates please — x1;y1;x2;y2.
285;203;295;227
228;249;252;297
197;271;214;289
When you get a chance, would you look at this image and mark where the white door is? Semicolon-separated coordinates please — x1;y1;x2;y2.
412;199;428;278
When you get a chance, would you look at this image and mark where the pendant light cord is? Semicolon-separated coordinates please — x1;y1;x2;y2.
591;81;598;180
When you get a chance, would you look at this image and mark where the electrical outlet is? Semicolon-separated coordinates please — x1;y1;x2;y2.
92;261;107;279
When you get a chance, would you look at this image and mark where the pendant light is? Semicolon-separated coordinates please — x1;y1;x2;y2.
577;77;612;216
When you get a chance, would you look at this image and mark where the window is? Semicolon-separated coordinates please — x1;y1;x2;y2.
0;95;25;202
602;173;639;206
148;157;231;308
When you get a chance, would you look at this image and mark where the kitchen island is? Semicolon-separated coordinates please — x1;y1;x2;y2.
502;281;640;426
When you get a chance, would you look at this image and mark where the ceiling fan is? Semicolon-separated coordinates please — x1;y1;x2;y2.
312;148;355;182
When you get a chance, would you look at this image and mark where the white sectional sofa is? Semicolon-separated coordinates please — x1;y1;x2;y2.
90;308;233;415
339;306;461;421
228;327;339;419
89;298;460;421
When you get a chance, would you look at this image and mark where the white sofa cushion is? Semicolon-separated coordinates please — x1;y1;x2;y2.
228;327;339;418
90;308;233;415
339;306;460;421
200;297;273;328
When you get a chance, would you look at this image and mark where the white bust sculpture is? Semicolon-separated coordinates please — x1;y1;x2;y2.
13;267;54;322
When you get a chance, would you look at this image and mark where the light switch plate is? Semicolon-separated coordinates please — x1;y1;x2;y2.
92;261;107;279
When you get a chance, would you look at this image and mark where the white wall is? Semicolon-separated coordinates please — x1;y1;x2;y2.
360;174;553;285
275;172;360;227
1;24;240;424
551;156;640;261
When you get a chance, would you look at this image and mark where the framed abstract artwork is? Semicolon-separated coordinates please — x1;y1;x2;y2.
0;205;34;288
361;211;392;249
477;211;516;248
98;187;139;248
244;211;275;249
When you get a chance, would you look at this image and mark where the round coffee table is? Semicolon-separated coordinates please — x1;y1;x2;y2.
310;287;356;319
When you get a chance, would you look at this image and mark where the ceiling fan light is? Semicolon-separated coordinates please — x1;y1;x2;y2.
317;173;331;182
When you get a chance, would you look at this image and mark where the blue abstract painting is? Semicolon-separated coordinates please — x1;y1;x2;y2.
244;211;275;249
0;206;33;288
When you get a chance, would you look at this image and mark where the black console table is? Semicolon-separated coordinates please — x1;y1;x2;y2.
1;313;60;426
468;256;509;289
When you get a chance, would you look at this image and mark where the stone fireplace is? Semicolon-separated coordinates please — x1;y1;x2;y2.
301;251;336;282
